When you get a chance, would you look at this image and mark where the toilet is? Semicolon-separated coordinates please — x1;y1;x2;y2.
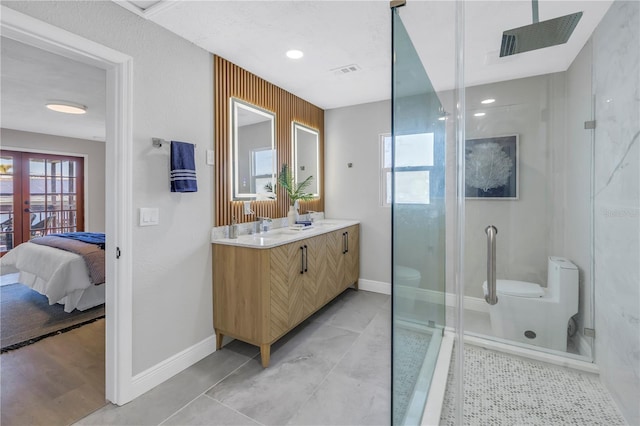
394;265;422;317
482;256;578;352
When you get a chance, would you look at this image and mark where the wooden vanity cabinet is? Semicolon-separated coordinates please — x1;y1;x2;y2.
213;225;359;368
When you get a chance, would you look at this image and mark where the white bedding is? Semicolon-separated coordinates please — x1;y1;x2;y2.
0;242;104;312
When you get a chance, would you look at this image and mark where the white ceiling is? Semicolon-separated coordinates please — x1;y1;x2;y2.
144;0;613;110
0;1;613;141
0;37;106;142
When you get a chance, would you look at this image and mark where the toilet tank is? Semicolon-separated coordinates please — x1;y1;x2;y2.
547;256;578;302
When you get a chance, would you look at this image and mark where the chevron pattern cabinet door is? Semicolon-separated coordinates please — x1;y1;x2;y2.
345;226;360;288
304;234;328;313
270;241;304;339
326;230;345;299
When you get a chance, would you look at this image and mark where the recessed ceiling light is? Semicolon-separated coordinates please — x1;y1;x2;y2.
286;49;304;59
46;101;87;115
481;98;496;104
474;112;486;117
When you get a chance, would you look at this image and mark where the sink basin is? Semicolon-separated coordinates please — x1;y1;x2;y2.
236;233;284;246
314;220;342;228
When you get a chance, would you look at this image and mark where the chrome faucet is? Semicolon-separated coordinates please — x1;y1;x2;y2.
257;217;272;233
306;210;317;222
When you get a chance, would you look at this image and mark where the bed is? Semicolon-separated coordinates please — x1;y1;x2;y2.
0;233;105;313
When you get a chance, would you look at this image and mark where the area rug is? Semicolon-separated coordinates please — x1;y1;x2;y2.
1;282;104;352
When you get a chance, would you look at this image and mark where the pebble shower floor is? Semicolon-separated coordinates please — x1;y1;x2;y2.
440;344;627;425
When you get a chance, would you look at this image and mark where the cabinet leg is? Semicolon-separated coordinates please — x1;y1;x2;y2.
215;330;224;350
353;280;359;291
260;344;271;368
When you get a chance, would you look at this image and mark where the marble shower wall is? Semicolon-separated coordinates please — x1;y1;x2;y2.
592;1;640;424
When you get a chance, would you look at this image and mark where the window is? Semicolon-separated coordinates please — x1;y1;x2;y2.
380;133;435;206
0;150;84;256
251;148;275;195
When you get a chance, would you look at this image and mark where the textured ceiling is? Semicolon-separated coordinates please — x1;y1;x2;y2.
145;0;613;109
1;37;106;142
0;1;613;142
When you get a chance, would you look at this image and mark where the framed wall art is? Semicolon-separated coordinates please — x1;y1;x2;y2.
465;134;519;199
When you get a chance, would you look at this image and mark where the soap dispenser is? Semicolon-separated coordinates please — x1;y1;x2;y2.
229;216;238;239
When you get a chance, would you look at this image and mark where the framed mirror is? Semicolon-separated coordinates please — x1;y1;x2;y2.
231;98;276;200
292;122;320;197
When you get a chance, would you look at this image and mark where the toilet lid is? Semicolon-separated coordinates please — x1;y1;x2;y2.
496;280;544;298
395;265;421;280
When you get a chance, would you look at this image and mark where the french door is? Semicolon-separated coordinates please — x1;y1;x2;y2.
0;150;84;256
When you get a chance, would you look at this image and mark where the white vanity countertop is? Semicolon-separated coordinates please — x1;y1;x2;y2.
212;219;360;249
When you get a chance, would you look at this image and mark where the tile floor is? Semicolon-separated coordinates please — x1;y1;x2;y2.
75;289;623;426
439;344;627;425
76;289;391;426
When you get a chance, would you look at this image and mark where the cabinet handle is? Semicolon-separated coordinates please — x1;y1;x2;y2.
300;246;304;274
304;245;308;272
345;231;349;254
342;232;346;254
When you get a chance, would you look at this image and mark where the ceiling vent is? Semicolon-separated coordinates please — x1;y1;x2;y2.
331;64;362;75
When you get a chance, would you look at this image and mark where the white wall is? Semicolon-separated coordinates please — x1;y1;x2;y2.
453;74;567;299
4;1;215;375
592;1;640;423
1;128;106;232
325;100;391;286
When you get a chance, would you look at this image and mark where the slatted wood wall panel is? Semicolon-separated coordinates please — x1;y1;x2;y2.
214;56;325;226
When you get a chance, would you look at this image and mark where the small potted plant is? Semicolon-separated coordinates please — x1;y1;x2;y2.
278;164;314;225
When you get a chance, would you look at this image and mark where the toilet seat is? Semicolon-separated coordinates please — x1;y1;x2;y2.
395;265;421;280
496;280;544;298
483;279;545;298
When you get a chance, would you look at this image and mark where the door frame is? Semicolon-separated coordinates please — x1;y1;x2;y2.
1;6;134;404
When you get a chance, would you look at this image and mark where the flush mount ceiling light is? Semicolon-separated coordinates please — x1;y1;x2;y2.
286;49;304;59
46;101;87;115
474;112;486;117
481;98;496;104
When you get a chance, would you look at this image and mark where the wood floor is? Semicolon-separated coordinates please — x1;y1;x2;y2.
1;319;107;426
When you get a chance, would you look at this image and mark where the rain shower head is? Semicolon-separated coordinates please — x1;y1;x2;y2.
500;1;583;57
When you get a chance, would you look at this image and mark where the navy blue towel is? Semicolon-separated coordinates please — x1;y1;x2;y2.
170;141;198;192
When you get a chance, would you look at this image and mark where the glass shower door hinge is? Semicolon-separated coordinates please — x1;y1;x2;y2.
584;328;596;338
584;120;596;129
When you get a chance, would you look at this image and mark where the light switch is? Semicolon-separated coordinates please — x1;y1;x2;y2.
139;208;160;226
243;201;254;215
206;149;215;165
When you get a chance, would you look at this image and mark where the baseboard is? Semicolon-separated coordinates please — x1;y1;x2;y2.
395;285;488;314
130;334;216;400
358;279;391;295
361;280;487;313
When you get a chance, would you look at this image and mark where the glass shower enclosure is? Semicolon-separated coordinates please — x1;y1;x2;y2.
391;5;447;425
